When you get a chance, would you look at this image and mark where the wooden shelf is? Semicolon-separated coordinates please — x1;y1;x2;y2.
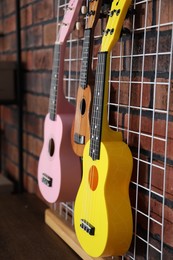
45;209;120;260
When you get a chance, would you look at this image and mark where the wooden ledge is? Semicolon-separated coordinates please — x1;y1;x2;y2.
45;208;117;260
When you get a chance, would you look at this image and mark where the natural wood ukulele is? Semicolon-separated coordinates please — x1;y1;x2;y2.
71;0;102;157
38;0;83;203
74;0;133;257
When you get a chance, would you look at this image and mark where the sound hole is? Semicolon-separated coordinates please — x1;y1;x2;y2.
49;138;55;157
88;166;98;191
80;98;86;115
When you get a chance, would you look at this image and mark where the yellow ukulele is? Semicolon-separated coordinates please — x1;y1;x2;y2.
74;0;133;257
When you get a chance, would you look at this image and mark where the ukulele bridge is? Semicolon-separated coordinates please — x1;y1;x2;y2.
42;173;52;187
74;133;85;145
80;219;95;236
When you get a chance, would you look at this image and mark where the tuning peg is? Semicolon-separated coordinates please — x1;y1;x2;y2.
81;5;87;15
126;7;136;19
120;27;131;37
76;21;81;31
88;10;95;16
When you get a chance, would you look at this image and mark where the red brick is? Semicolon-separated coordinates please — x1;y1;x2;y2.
165;164;173;201
159;0;173;26
134;1;152;29
3;0;16;15
0;19;3;34
24;72;42;93
150;219;162;243
23;133;43;158
169;80;173;113
24;72;51;95
4;15;16;34
33;48;53;70
111;56;122;72
151;162;164;196
4;125;18;145
21;50;33;70
5;143;19;164
23;153;38;178
43;22;56;46
41;72;52;95
23;113;44;139
3;34;16;52
153;138;166;156
164;219;173;248
20;0;33;7
25;25;43;48
155;79;168;110
24;93;48;116
128;114;140;133
125;114;167;140
110;77;130;105
33;0;54;24
24;174;37;194
2;106;18;125
167;138;173;161
109;111;123;130
0;38;3;53
111;41;124;71
20;5;33;28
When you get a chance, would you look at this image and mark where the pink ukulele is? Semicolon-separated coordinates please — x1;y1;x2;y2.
38;0;83;203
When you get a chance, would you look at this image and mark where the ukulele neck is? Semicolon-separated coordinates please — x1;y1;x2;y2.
80;28;93;89
89;51;110;160
49;43;67;120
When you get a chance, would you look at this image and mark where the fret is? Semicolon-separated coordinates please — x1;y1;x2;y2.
49;44;60;120
49;99;57;106
89;52;107;160
80;29;92;89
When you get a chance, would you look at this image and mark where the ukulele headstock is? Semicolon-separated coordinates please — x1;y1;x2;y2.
101;0;132;52
58;0;83;43
86;0;102;29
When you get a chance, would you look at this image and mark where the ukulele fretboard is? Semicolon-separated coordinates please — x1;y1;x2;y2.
80;29;92;88
89;51;107;160
49;44;60;120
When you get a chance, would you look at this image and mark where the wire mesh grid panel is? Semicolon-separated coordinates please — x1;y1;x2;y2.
54;0;173;259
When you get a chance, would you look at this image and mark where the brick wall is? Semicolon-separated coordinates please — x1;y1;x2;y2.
0;0;57;197
0;0;173;258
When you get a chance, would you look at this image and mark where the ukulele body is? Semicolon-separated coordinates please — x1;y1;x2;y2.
71;84;91;156
74;133;133;257
38;109;81;203
38;0;83;203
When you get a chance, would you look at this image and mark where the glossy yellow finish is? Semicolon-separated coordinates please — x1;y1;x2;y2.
74;0;133;257
74;138;133;257
74;52;133;257
101;0;132;53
